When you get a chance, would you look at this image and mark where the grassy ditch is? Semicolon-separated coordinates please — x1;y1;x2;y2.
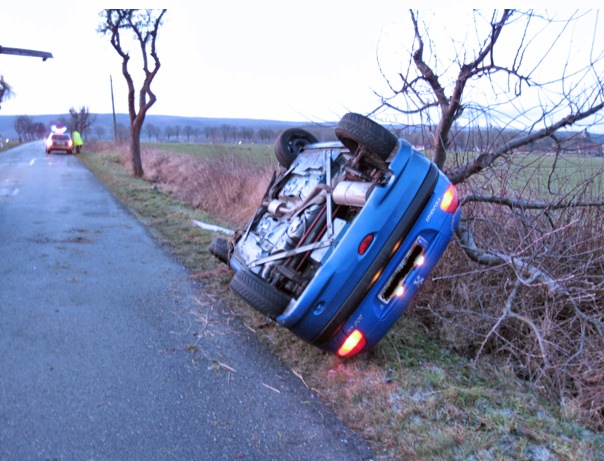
0;140;21;153
79;142;604;460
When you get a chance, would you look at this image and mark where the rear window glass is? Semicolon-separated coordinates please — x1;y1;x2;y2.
52;135;70;141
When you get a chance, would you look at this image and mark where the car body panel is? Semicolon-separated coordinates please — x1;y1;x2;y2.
226;128;460;356
317;178;460;353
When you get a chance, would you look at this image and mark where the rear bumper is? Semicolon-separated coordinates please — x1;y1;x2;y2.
319;203;460;353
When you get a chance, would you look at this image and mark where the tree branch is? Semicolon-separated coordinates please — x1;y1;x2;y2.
455;220;563;294
461;194;604;210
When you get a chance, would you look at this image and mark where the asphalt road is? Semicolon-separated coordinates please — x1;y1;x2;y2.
0;142;372;460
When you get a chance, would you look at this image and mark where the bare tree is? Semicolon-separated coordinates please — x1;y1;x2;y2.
69;106;96;138
115;123;129;143
204;126;218;143
258;128;276;143
0;75;13;110
152;125;161;142
14;115;33;142
33;122;46;139
239;127;255;143
164;125;174;141
219;124;232;143
94;125;106;141
183;125;193;142
376;10;604;425
98;9;166;176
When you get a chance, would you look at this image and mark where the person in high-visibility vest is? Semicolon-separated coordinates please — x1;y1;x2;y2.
72;130;83;154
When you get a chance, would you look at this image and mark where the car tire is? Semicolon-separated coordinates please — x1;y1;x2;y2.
230;268;291;318
274;128;318;168
209;237;230;264
335;112;397;161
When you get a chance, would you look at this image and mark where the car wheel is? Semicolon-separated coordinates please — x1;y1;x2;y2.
209;237;230;264
274;128;318;168
335;112;397;161
230;268;291;318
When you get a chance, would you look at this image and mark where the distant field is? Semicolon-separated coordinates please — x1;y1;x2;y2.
448;150;604;197
144;142;275;165
509;153;604;197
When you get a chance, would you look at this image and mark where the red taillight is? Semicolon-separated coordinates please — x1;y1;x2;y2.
440;184;459;213
358;234;374;255
337;329;367;357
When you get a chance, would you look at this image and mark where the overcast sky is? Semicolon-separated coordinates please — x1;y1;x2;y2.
1;3;603;129
0;0;407;122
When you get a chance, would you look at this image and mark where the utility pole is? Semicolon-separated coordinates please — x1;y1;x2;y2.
110;75;117;143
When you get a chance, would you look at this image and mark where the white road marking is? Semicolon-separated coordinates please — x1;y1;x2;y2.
0;188;19;197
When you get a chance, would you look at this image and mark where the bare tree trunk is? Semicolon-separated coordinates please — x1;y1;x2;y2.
99;9;166;177
130;121;143;177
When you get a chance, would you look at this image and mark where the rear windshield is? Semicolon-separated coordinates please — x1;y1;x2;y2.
52;135;70;141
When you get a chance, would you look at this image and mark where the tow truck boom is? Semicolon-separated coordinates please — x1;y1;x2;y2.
0;46;53;61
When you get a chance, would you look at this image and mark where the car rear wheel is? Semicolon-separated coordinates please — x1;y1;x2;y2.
335;112;397;161
274;128;318;168
230;268;291;318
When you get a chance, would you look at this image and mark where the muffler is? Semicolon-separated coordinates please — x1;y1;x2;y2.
332;181;374;207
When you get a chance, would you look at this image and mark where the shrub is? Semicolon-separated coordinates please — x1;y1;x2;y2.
414;156;604;429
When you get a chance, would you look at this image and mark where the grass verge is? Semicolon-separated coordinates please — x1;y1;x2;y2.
0;140;21;153
78;144;604;460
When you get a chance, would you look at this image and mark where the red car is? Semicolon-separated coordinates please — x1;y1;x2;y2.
45;130;73;154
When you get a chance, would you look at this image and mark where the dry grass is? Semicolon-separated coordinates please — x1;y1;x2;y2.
0;140;20;152
111;142;277;228
147;150;274;227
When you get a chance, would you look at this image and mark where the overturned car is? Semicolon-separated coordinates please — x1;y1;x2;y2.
210;113;460;357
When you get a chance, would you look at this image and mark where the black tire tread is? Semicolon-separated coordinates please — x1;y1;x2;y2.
274;128;318;168
230;269;290;318
335;112;397;161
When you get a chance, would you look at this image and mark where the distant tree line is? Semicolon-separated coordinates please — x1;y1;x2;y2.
11;112;603;156
13;106;96;143
142;123;281;144
392;124;604;156
13;115;47;142
137;123;328;144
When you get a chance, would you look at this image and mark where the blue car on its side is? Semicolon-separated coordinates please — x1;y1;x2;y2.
210;113;460;357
